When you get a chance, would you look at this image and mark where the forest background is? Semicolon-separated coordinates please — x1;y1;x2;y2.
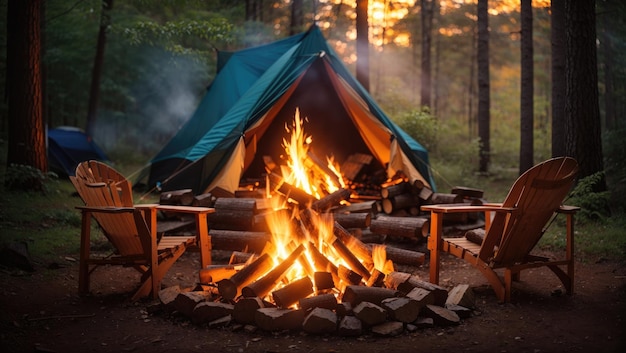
0;0;625;236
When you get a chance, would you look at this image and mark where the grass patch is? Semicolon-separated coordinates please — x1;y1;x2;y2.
0;178;103;265
540;215;626;263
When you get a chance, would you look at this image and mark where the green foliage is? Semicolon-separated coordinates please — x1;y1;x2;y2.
113;18;234;51
567;172;612;223
395;108;439;152
540;216;626;262
3;164;58;193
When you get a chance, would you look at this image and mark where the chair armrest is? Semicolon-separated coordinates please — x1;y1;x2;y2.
557;205;580;214
420;203;516;214
134;204;215;214
76;206;135;213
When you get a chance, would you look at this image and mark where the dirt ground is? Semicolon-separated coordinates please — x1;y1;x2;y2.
1;247;625;353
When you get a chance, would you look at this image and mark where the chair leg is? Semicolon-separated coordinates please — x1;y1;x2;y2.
548;264;573;294
130;245;188;301
79;211;92;296
474;261;507;303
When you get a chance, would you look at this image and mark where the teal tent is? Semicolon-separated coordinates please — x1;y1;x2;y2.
143;25;435;194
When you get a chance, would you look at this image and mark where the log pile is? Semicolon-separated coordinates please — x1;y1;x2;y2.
157;276;476;336
151;151;488;337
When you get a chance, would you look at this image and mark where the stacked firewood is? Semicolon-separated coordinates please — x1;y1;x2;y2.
157;273;476;336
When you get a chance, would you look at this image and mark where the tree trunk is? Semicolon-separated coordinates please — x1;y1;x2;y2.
6;0;47;175
565;0;606;190
245;0;263;22
356;0;370;92
477;0;490;173
290;0;304;35
86;0;113;138
598;1;616;130
420;0;434;109
519;0;534;174
551;0;566;157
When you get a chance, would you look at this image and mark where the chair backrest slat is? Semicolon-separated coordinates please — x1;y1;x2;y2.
478;157;578;266
72;161;144;256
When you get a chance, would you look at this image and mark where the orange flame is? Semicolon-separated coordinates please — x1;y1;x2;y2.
281;108;345;199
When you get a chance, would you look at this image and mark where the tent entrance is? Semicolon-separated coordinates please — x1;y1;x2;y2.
241;59;384;183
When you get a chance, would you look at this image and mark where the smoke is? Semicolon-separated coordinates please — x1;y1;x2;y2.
94;48;212;161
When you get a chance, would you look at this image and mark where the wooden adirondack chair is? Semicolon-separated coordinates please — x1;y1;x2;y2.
422;157;580;302
70;160;214;301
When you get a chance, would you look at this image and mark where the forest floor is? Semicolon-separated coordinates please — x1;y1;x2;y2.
1;246;625;353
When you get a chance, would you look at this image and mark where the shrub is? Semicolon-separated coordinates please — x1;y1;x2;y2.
4;164;58;193
567;172;611;223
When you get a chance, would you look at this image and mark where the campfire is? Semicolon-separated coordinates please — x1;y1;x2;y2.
157;108;482;335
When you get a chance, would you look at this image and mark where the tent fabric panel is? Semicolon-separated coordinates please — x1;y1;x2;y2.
146;25;434;194
152;32;308;164
205;137;246;193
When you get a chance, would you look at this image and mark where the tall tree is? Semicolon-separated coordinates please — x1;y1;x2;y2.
519;0;533;174
477;0;490;173
6;0;47;178
290;0;304;35
246;0;263;21
551;0;566;157
565;0;606;190
86;0;113;138
420;0;434;109
598;0;617;130
356;0;370;91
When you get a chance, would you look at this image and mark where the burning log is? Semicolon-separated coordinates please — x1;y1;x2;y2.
198;264;245;284
253;208;290;232
209;230;271;253
299;293;337;312
331;236;371;280
342;285;400;306
217;253;274;301
299;208;321;236
333;222;374;270
311;188;352;212
307;242;338;274
333;212;371;229
229;251;256;265
306;149;342;189
366;244;425;267
273;177;315;207
338;265;363;285
369;215;429;238
313;272;335;292
272;276;314;308
241;244;305;299
365;268;386;287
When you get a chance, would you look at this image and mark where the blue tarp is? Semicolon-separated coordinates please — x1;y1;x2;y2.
48;127;109;176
